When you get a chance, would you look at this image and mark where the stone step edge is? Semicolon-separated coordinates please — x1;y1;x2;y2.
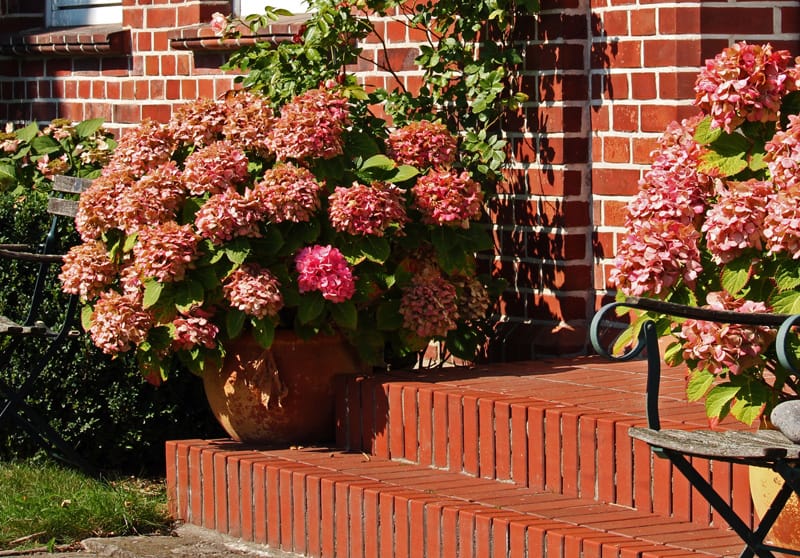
167;439;745;558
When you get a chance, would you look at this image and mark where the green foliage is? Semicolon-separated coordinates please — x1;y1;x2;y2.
222;0;538;186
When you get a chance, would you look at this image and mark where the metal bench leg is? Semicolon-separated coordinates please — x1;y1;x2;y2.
664;449;800;558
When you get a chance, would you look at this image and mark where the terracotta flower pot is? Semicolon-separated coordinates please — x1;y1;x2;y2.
749;460;800;551
202;330;368;445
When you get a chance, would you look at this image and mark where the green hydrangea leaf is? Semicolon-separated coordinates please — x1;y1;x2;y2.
14;122;39;143
361;154;396;171
771;290;800;314
446;326;481;360
30;135;61;155
297;293;325;324
81;304;94;332
363;237;391;264
226;309;246;339
704;384;739;420
142;279;164;309
252;318;275;349
174;279;205;313
0;163;16;186
775;261;800;291
391;165;419;183
74;118;105;139
330;300;358;330
699;150;748;177
721;258;750;295
693;116;722;145
686;368;715;401
663;338;684;367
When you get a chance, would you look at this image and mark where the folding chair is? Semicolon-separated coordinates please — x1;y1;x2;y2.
0;175;97;476
590;296;800;558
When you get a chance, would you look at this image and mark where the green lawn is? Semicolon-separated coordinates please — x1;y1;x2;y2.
0;460;173;550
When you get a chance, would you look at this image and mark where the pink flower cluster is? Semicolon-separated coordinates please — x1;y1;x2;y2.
386;121;458;169
75;170;129;242
105;119;175;180
679;293;775;377
610;220;703;297
132;222;201;283
328;182;408;236
182;141;249;196
222;264;284;319
766;114;800;190
89;291;153;354
268;87;350;161
400;267;459;338
118;162;186;234
250;163;322;223
412;170;483;227
194;189;261;244
168;98;229;148
612;118;711;297
702;180;771;264
694;42;798;133
295;245;356;303
172;312;219;351
60;240;118;301
456;276;491;322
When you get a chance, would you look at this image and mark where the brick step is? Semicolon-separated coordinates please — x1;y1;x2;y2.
335;358;755;530
166;440;745;558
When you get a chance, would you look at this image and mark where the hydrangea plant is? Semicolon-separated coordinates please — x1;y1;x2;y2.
611;42;800;426
59;86;497;383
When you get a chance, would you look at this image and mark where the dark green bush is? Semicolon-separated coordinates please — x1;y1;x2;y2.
0;121;224;475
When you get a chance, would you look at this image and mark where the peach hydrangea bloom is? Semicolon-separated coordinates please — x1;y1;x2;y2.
399;267;459;338
104;119;175;179
694;42;796;133
168;98;230;148
222;264;284;319
386;120;458;169
679;293;775;377
328;182;408;236
172;310;219;351
59;240;118;301
132;221;201;283
118;162;186;234
248;163;321;223
74;169;133;242
194;189;262;245
295;245;356;303
182;141;249;196
411;170;483;227
223;90;275;155
702;179;772;264
268;87;350;161
89;291;153;355
765;113;800;191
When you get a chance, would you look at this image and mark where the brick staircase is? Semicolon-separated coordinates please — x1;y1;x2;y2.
166;357;757;557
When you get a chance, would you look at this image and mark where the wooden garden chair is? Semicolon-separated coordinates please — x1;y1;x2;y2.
0;175;96;475
590;296;800;558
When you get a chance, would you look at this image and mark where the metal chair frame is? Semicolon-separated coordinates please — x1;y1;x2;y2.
591;296;800;558
0;175;97;476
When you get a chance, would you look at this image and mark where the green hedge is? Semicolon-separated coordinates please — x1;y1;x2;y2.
0;122;224;475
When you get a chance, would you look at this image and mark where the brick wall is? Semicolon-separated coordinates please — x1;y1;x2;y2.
1;0;798;360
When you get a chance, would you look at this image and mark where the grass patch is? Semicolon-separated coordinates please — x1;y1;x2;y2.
0;460;173;550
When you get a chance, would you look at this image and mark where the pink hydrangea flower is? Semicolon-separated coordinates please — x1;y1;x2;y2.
610;220;703;297
295;245;356;303
168;98;229;148
223;90;275;155
411;170;483;227
763;182;800;259
118;162;186;234
765;113;800;191
103;119;175;179
248;163;322;223
132;221;201;283
328;182;408;236
386;120;458;169
59;240;118;301
74;169;133;242
222;263;284;318
455;276;491;321
182;141;249;196
679;292;775;377
194;189;262;244
172;310;219;351
89;290;153;355
694;42;795;133
268;87;350;161
702;179;772;264
400;267;459;338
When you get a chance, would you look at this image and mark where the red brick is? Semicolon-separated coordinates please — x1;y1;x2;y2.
403;385;419;462
659;6;700;34
379;491;394;557
600;10;628;35
700;7;773;34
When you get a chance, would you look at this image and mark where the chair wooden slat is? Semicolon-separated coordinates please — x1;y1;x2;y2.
629;427;800;460
46;197;79;218
52;175;93;194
